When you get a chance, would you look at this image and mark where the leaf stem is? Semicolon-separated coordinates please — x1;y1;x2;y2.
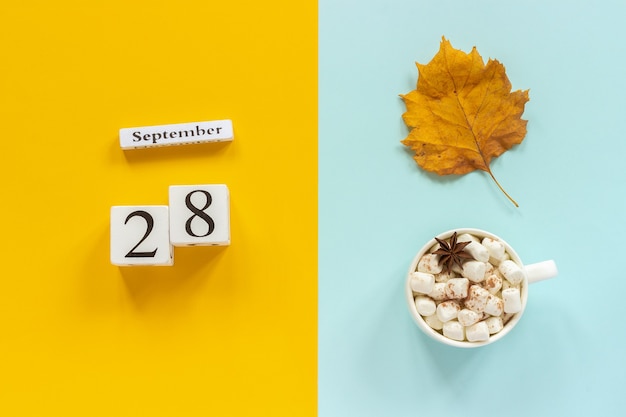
486;169;519;207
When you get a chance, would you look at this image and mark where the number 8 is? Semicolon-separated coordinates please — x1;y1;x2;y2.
184;190;215;237
169;184;230;247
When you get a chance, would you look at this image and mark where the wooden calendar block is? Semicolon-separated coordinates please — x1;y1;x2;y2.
119;120;233;149
169;184;230;246
110;205;173;266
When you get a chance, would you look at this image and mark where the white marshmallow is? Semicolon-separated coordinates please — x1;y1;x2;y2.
465;285;490;313
462;261;487;283
423;313;444;330
483;262;494;278
436;300;461;323
435;270;456;283
484;294;504;316
415;295;437;316
442;320;465;341
466;321;490;342
428;243;440;253
464;241;490;262
428;282;447;301
502;288;522;313
502;278;520;291
482;237;507;265
499;260;525;285
457;309;481;327
418;253;443;274
502;313;516;325
457;233;479;243
485;316;504;334
482;273;503;294
445;278;469;299
410;271;435;294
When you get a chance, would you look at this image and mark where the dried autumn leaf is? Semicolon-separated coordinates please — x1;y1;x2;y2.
401;37;529;206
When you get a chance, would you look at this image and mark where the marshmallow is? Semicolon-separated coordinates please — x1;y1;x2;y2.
499;260;525;286
481;237;507;265
484;294;504;316
502;278;520;291
482;273;503;294
418;253;443;274
410;271;435;294
465;285;490;313
414;295;437;316
502;313;516;325
428;282;448;301
457;309;481;327
445;278;469;299
457;233;479;243
465;321;490;342
436;300;461;323
423;313;444;330
502;288;522;313
442;320;465;341
485;316;504;334
483;262;494;277
435;270;456;283
462;261;487;283
464;241;490;262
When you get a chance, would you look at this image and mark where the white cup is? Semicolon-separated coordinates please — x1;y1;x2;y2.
406;228;557;348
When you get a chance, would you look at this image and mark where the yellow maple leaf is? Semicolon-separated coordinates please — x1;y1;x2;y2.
401;37;529;207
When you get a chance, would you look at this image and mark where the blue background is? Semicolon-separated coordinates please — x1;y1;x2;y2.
319;1;626;415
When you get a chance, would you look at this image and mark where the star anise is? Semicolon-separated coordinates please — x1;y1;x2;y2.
433;232;474;273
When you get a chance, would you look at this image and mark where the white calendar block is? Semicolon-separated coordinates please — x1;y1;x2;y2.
169;184;230;246
110;205;173;266
119;120;233;149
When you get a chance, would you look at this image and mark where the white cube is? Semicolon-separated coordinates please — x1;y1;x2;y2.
110;205;173;266
169;184;230;246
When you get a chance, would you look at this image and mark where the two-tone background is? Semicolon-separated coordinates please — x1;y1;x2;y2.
3;1;626;415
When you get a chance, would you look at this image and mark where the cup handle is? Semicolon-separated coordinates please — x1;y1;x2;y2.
525;260;558;284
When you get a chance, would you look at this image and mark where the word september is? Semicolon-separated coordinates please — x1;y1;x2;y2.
119;119;233;149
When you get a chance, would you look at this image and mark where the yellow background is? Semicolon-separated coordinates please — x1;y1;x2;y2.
0;1;317;415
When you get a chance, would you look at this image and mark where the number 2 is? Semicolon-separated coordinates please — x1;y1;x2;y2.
124;210;158;258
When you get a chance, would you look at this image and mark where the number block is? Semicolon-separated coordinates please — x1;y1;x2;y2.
169;184;230;246
110;205;173;266
119;119;234;150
